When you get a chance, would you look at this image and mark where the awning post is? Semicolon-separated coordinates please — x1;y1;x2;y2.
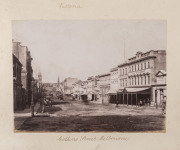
131;93;133;106
123;93;124;105
127;93;129;106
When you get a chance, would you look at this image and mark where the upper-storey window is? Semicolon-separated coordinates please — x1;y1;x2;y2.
148;61;150;68
125;68;127;74
141;63;143;70
13;63;16;77
144;62;146;69
138;64;139;70
148;75;150;84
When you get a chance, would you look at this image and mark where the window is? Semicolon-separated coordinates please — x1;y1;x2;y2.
135;65;136;71
141;63;143;70
125;68;127;74
16;66;19;81
131;77;133;85
148;62;150;68
129;77;131;85
141;76;143;85
13;63;16;77
132;66;133;72
137;76;139;85
135;77;136;85
145;75;146;85
138;64;139;70
144;62;146;69
123;69;124;75
148;75;150;84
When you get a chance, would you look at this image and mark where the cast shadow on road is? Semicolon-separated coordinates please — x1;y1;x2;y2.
45;106;62;114
17;115;166;132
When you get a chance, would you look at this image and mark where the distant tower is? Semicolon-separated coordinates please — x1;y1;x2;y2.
38;72;42;93
38;72;42;83
57;76;60;91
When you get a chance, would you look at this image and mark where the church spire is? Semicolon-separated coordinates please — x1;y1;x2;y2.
57;76;60;83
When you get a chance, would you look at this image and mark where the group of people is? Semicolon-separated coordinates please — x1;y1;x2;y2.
138;98;151;107
37;96;53;113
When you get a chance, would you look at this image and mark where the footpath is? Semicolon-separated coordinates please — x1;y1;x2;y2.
14;102;41;130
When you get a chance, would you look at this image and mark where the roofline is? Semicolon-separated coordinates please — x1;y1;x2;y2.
98;73;110;77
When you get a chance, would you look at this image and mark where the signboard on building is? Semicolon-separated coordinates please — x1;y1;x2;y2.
156;70;166;85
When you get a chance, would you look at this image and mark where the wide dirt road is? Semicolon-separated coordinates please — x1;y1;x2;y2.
18;97;165;132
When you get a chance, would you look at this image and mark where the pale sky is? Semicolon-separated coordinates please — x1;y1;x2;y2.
12;20;166;83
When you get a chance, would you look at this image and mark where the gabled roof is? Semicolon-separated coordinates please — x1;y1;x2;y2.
156;70;167;77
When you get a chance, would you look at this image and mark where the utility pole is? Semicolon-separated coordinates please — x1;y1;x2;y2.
124;38;126;63
31;80;35;117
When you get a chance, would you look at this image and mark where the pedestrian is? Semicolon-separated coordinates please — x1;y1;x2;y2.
162;97;166;115
140;99;143;107
143;99;146;107
116;98;119;107
147;98;150;107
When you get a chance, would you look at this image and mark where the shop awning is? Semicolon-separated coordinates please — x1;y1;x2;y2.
123;87;151;93
107;90;117;95
117;89;123;93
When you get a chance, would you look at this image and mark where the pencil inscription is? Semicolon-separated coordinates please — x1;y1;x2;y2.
59;2;83;8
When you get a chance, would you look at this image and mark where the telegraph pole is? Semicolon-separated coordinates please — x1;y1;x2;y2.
31;80;35;117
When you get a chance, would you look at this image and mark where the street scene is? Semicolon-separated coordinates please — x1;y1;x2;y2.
13;20;166;132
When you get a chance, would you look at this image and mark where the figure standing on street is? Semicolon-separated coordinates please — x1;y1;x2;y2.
162;96;166;115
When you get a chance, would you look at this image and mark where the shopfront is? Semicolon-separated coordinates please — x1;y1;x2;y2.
117;87;151;106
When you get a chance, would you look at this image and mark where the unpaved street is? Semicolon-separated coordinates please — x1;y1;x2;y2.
16;97;165;132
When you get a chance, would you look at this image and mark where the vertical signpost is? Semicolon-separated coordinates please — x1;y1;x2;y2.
31;81;34;117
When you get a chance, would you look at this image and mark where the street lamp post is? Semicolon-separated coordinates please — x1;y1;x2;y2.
31;81;35;117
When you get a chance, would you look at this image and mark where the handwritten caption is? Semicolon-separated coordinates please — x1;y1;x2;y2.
58;136;128;142
59;2;83;8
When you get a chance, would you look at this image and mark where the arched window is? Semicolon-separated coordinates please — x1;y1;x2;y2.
145;75;146;85
141;76;143;85
148;75;150;84
129;77;131;85
148;61;150;68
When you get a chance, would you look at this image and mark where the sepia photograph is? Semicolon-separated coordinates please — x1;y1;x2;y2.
12;20;167;132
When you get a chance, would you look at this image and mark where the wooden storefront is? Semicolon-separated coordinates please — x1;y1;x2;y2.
117;87;151;106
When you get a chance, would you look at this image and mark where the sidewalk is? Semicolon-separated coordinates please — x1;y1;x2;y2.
14;102;41;130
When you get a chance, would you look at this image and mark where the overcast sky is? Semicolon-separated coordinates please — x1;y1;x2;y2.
12;20;166;83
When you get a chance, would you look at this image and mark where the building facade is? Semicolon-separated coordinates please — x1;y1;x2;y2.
109;67;119;103
99;73;110;104
13;54;23;110
13;41;33;107
117;50;166;106
63;77;79;94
